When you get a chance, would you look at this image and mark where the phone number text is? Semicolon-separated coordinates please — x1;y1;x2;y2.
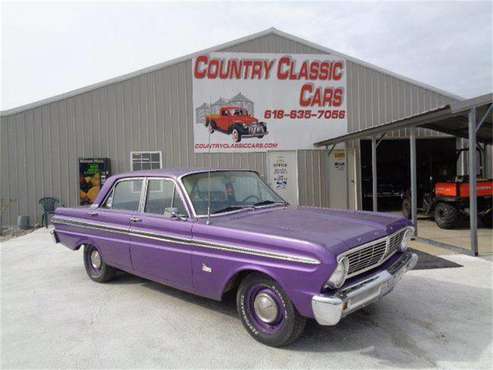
264;109;346;120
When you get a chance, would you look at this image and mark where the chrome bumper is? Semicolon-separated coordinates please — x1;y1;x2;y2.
312;251;418;326
49;229;59;243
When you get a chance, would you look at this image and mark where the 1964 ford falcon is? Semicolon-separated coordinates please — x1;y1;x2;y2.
52;169;418;347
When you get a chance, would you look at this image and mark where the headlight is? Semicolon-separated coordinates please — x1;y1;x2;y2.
400;227;414;252
324;256;349;289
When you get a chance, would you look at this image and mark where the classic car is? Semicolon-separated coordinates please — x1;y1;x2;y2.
51;169;418;347
205;106;268;142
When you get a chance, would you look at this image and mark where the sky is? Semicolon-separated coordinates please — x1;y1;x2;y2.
1;1;492;110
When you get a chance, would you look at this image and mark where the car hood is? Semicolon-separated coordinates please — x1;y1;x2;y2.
208;206;411;256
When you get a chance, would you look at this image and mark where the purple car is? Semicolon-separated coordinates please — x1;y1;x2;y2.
51;169;417;347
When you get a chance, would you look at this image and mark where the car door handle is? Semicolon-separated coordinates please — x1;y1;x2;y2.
130;216;142;223
88;211;98;217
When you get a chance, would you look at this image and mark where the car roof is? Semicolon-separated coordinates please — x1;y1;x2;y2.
113;168;256;180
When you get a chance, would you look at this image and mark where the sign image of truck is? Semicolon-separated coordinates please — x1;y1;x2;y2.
205;106;268;143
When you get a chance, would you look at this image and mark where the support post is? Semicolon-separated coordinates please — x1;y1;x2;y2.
371;136;378;212
468;108;479;256
410;127;418;236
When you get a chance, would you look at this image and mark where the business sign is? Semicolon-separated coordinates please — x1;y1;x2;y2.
192;52;347;153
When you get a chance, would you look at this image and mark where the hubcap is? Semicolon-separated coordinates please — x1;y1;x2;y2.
232;130;238;140
253;292;279;324
90;249;102;270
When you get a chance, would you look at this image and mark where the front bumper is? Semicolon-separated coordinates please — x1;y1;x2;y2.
312;251;418;326
50;229;59;243
240;123;268;138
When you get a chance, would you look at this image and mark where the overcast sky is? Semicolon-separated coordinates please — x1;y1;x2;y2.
1;1;492;110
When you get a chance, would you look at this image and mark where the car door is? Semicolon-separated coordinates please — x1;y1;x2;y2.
129;177;194;290
85;177;145;271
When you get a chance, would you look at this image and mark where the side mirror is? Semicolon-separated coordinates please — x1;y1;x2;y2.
164;207;186;221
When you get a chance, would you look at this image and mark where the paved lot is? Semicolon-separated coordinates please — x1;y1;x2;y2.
417;219;493;256
1;229;492;369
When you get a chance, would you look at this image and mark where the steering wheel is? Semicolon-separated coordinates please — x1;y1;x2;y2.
241;195;260;204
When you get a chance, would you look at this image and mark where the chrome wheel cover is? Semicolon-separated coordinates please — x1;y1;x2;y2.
253;292;279;324
90;249;102;270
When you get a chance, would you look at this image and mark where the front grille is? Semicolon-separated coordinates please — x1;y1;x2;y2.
344;228;407;278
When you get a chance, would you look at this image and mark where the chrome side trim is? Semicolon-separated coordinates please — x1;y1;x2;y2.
52;216;320;265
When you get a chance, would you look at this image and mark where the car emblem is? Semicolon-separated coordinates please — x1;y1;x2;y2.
202;263;212;273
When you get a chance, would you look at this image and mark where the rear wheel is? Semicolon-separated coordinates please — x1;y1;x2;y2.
236;273;306;347
83;244;116;283
434;202;459;229
480;213;492;228
208;121;215;134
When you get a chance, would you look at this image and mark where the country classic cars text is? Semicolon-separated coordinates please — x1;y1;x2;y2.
193;55;345;107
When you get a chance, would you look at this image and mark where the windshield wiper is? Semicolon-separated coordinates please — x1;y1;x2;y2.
212;206;247;214
252;200;287;207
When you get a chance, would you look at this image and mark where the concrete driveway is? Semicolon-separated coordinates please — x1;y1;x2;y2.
1;229;492;369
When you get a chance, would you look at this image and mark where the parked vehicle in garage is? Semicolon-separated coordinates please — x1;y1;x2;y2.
205;106;268;142
51;169;417;347
402;148;493;229
403;177;493;229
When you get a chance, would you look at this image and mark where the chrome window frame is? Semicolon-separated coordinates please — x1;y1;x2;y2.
99;177;147;214
141;176;192;219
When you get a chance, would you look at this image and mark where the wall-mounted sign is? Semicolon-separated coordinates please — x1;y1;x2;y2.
193;52;347;153
333;150;346;171
79;158;111;205
267;151;299;205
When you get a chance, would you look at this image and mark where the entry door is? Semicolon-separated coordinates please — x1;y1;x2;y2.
266;151;299;206
88;177;146;270
129;178;193;290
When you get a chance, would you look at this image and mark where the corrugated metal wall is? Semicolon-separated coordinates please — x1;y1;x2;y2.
0;32;456;226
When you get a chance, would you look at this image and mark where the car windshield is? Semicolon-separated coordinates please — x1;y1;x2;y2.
181;171;286;216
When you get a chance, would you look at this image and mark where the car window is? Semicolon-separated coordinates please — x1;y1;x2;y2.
102;179;143;211
144;179;188;217
182;171;285;216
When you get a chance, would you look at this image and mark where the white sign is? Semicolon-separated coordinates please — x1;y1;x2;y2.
267;151;299;206
192;52;347;153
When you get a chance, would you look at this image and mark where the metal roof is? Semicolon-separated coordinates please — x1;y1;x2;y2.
314;93;493;146
1;27;463;117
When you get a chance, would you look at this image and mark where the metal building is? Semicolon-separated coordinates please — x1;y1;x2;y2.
0;28;473;227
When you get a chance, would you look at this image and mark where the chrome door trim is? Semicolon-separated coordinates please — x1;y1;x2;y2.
52;216;320;265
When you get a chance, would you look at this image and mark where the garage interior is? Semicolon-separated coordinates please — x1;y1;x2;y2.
317;93;493;256
360;137;457;212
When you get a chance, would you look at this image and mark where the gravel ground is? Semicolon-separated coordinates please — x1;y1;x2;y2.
1;228;492;369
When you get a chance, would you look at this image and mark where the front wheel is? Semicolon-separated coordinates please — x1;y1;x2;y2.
232;128;241;143
401;197;411;219
83;244;116;283
237;273;306;347
434;202;459;229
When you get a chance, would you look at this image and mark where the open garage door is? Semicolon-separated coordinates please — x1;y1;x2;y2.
360;138;457;212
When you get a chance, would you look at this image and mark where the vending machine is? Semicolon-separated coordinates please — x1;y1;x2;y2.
79;158;111;205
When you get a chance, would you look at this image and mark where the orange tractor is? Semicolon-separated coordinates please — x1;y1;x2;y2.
402;149;492;229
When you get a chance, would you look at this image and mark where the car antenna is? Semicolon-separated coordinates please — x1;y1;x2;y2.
206;109;212;225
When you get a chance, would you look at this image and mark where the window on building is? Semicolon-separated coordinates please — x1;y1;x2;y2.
131;151;162;171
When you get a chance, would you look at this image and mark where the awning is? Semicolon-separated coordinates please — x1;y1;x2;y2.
314;93;492;146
